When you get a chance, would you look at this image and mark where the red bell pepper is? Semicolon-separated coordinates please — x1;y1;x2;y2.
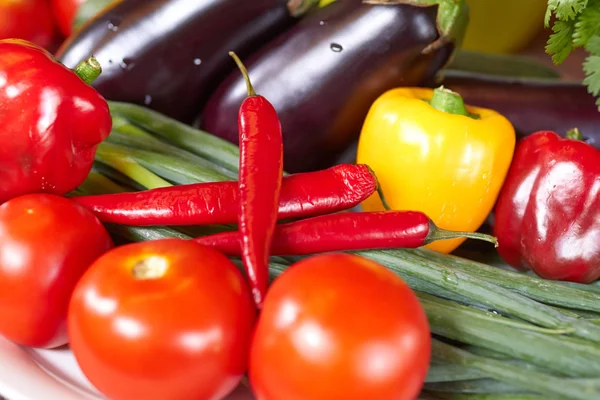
494;130;600;283
0;0;57;49
0;39;112;204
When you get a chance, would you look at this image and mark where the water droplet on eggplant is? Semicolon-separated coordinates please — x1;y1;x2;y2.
107;22;119;32
330;43;343;52
193;58;202;66
144;95;152;105
120;58;135;71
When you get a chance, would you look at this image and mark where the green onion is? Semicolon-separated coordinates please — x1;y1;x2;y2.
359;250;600;344
421;392;549;400
424;379;529;394
98;142;229;186
411;248;600;313
424;298;600;378
108;101;241;173
108;122;238;180
95;144;172;189
432;340;600;400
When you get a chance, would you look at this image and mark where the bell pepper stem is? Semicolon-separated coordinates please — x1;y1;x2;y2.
566;127;584;141
73;56;102;85
425;221;498;247
429;86;469;116
229;51;256;97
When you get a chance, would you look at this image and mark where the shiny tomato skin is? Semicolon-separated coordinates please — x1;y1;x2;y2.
0;194;113;349
249;253;431;400
0;0;56;48
68;239;257;400
50;0;87;37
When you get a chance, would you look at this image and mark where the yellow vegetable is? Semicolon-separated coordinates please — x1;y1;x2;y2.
462;0;547;54
357;87;516;254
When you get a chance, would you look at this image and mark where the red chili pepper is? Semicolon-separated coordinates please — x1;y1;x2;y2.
494;129;600;283
0;39;112;204
230;52;283;308
73;164;380;226
0;1;57;50
193;211;498;255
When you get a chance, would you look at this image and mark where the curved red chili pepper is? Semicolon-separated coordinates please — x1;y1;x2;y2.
73;164;379;226
230;52;283;308
194;211;498;256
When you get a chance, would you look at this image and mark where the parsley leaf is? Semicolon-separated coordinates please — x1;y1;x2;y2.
545;0;589;26
546;19;577;64
583;54;600;108
573;0;600;47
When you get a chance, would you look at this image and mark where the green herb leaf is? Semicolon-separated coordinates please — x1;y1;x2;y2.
573;0;600;46
583;53;600;102
545;0;589;26
546;19;577;64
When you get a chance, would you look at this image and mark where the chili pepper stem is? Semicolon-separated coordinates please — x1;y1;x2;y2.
425;221;498;247
429;86;469;116
73;56;102;85
229;51;256;97
364;165;392;210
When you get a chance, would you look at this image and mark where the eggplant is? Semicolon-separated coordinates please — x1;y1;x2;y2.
199;0;458;173
436;73;600;148
56;0;304;124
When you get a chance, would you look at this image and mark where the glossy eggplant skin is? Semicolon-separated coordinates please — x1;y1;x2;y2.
438;73;600;148
56;0;296;124
200;0;454;173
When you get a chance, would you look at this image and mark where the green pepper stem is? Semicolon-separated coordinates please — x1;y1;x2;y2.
429;86;469;116
425;221;498;247
73;56;102;85
229;51;256;97
566;128;584;141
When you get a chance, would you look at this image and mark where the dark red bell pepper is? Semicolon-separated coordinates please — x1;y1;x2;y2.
0;0;57;49
494;130;600;283
0;39;112;204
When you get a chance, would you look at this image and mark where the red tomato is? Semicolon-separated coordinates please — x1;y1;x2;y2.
0;194;113;349
50;0;87;37
0;0;57;49
250;253;431;400
68;239;256;400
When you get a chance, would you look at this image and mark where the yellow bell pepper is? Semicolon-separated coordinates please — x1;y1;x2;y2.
357;87;516;254
461;0;547;54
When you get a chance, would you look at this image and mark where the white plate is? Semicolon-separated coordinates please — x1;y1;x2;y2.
0;336;254;400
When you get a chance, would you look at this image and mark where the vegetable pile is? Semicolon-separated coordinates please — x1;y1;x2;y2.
0;1;599;400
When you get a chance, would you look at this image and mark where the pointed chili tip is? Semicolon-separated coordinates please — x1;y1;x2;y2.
566;127;584;141
73;55;102;85
229;51;257;97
